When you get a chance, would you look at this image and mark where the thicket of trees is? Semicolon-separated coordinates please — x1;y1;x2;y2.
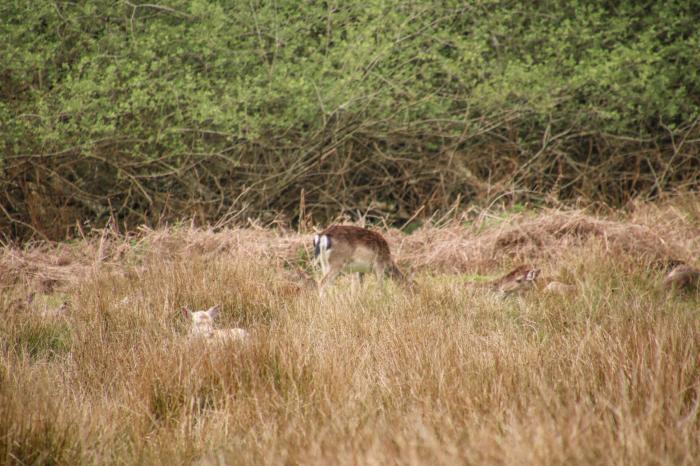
2;1;699;239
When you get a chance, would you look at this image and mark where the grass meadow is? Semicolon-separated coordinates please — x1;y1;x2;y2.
1;199;699;465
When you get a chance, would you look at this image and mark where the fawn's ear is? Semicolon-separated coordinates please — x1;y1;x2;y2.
182;307;192;319
526;269;541;281
206;305;220;318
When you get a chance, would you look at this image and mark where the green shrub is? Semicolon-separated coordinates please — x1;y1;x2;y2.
2;1;699;239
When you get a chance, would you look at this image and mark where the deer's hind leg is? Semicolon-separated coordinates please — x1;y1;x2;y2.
373;262;394;295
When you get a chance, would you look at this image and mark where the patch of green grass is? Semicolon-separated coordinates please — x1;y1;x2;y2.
462;202;541;232
42;293;70;308
293;246;314;273
402;220;422;235
14;321;72;360
124;237;149;262
462;273;491;282
509;202;527;214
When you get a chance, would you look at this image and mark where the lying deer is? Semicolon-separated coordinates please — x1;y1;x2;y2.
313;225;408;293
490;265;581;297
487;265;541;296
663;261;700;291
182;305;248;342
543;280;577;296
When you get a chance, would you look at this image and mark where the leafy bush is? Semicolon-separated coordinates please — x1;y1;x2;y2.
2;1;699;239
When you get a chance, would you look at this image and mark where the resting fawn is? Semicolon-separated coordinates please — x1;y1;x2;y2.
543;280;577;295
488;265;541;296
182;305;248;342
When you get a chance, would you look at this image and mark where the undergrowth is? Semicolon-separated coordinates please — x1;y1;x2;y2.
0;200;698;465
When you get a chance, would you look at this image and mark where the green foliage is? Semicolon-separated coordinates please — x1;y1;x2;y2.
2;1;700;239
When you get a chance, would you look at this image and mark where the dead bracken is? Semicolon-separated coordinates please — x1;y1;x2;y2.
1;202;698;291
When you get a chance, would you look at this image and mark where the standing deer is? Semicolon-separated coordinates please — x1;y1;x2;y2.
313;225;407;293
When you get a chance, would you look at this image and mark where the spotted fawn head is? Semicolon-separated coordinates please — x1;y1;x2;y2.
496;266;541;295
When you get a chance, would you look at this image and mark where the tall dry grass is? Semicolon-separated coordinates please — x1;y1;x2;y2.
1;199;699;465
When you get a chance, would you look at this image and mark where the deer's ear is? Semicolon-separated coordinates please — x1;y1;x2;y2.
207;305;220;318
182;307;192;319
